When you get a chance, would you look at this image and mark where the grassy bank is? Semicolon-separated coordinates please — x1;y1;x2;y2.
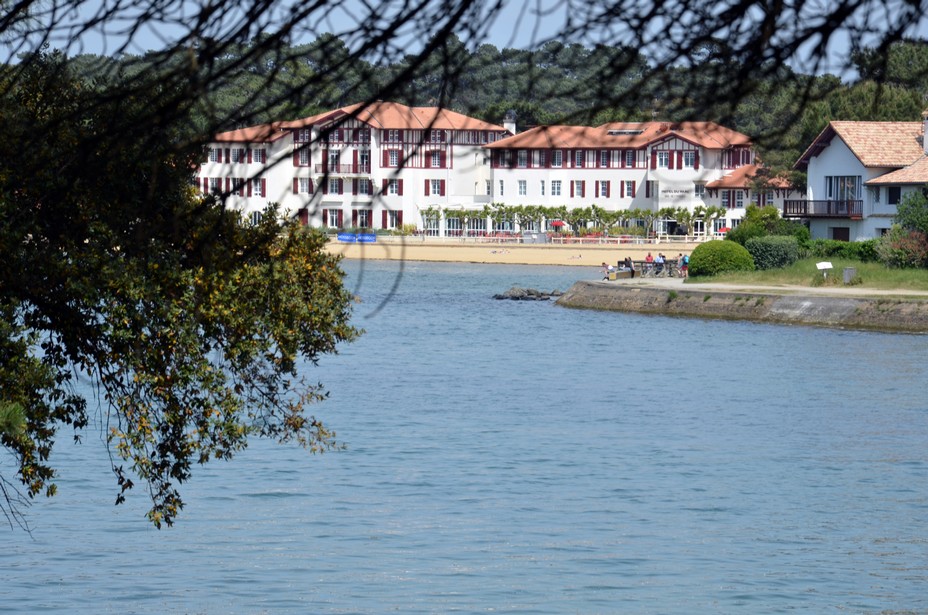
687;257;928;292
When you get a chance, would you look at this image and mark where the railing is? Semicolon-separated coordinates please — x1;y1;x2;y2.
783;199;863;218
314;164;371;174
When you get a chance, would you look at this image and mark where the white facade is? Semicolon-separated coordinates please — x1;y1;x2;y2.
793;118;926;241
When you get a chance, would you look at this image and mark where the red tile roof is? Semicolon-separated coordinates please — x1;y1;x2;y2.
705;164;792;189
795;121;924;169
485;121;752;150
213;124;289;143
279;101;507;132
866;155;928;185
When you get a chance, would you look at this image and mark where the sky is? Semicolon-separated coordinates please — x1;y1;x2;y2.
14;0;928;79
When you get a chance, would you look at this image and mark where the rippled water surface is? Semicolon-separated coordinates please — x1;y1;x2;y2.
5;260;928;614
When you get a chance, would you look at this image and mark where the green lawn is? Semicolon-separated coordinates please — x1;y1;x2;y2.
688;257;928;291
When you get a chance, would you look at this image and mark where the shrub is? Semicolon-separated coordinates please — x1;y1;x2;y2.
688;240;755;277
876;227;928;268
804;238;880;262
745;235;800;270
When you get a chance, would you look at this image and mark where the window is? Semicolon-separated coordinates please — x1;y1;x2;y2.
430;150;441;168
388;179;399;195
231;148;246;163
298;148;310;166
540;180;545;196
657;151;670;168
485;180;491;196
888;186;902;205
518;180;527;196
356;209;371;228
517;150;528;168
358;150;370;172
825;175;861;201
295;128;310;143
389;150;400;167
714;218;728;234
326;209;340;228
721;191;730;208
446;216;462;236
299;177;312;193
735;190;744;208
552;150;563;167
387;210;401;229
552;180;561;196
423;212;440;236
431;179;442;195
358;179;371;195
600;150;609;167
251;178;265;197
209;177;221;194
573;180;584;198
599;180;610;198
386;129;400;142
429;130;442;143
358;129;370;143
574;150;584;168
624;180;636;198
498;180;504;196
328;150;339;171
249;211;262;226
538;151;547;167
209;148;221;163
683;151;695;168
231;178;245;196
694;183;706;199
328;178;340;194
625;150;635;168
252;148;266;163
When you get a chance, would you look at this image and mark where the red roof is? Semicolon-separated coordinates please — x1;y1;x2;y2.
705;164;793;189
795;121;923;170
279;101;507;132
866;155;928;185
485;121;752;150
213;123;289;143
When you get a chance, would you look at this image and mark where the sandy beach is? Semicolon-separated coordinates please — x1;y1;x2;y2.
325;237;697;267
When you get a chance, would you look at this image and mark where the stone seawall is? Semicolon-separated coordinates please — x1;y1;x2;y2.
556;281;928;333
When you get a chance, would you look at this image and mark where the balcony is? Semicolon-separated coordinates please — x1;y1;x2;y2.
314;164;371;174
783;199;863;219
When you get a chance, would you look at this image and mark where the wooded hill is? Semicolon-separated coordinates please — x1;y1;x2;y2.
68;34;928;180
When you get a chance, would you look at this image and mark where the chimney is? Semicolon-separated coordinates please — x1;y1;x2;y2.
923;108;928;155
503;110;517;135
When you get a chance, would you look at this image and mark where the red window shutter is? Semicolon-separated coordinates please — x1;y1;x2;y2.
398;180;404;196
570;181;575;198
397;211;403;226
322;209;328;225
580;181;585;198
366;180;372;194
646;181;651;198
224;148;230;163
247;181;252;197
247;149;253;163
621;181;625;197
322;181;328;195
337;210;344;227
352;178;358;195
225;178;230;192
383;150;389;167
606;181;610;198
440;151;446;168
261;179;266;197
678;151;684;169
338;179;344;195
440;180;446;196
382;179;388;193
382;210;388;228
398;130;404;142
293;150;300;167
630;181;636;198
694;152;700;170
299;208;308;225
353;149;358;172
424;179;430;196
202;177;208;194
293;178;298;194
595;182;600;198
352;210;358;227
651;151;657;169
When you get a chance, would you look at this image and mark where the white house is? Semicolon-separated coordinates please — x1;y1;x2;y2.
196;101;510;231
484;121;800;235
197;105;800;237
790;113;927;241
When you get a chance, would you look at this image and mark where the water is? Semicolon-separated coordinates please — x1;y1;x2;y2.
4;260;928;614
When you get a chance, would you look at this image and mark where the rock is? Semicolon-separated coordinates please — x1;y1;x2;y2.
493;287;563;300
